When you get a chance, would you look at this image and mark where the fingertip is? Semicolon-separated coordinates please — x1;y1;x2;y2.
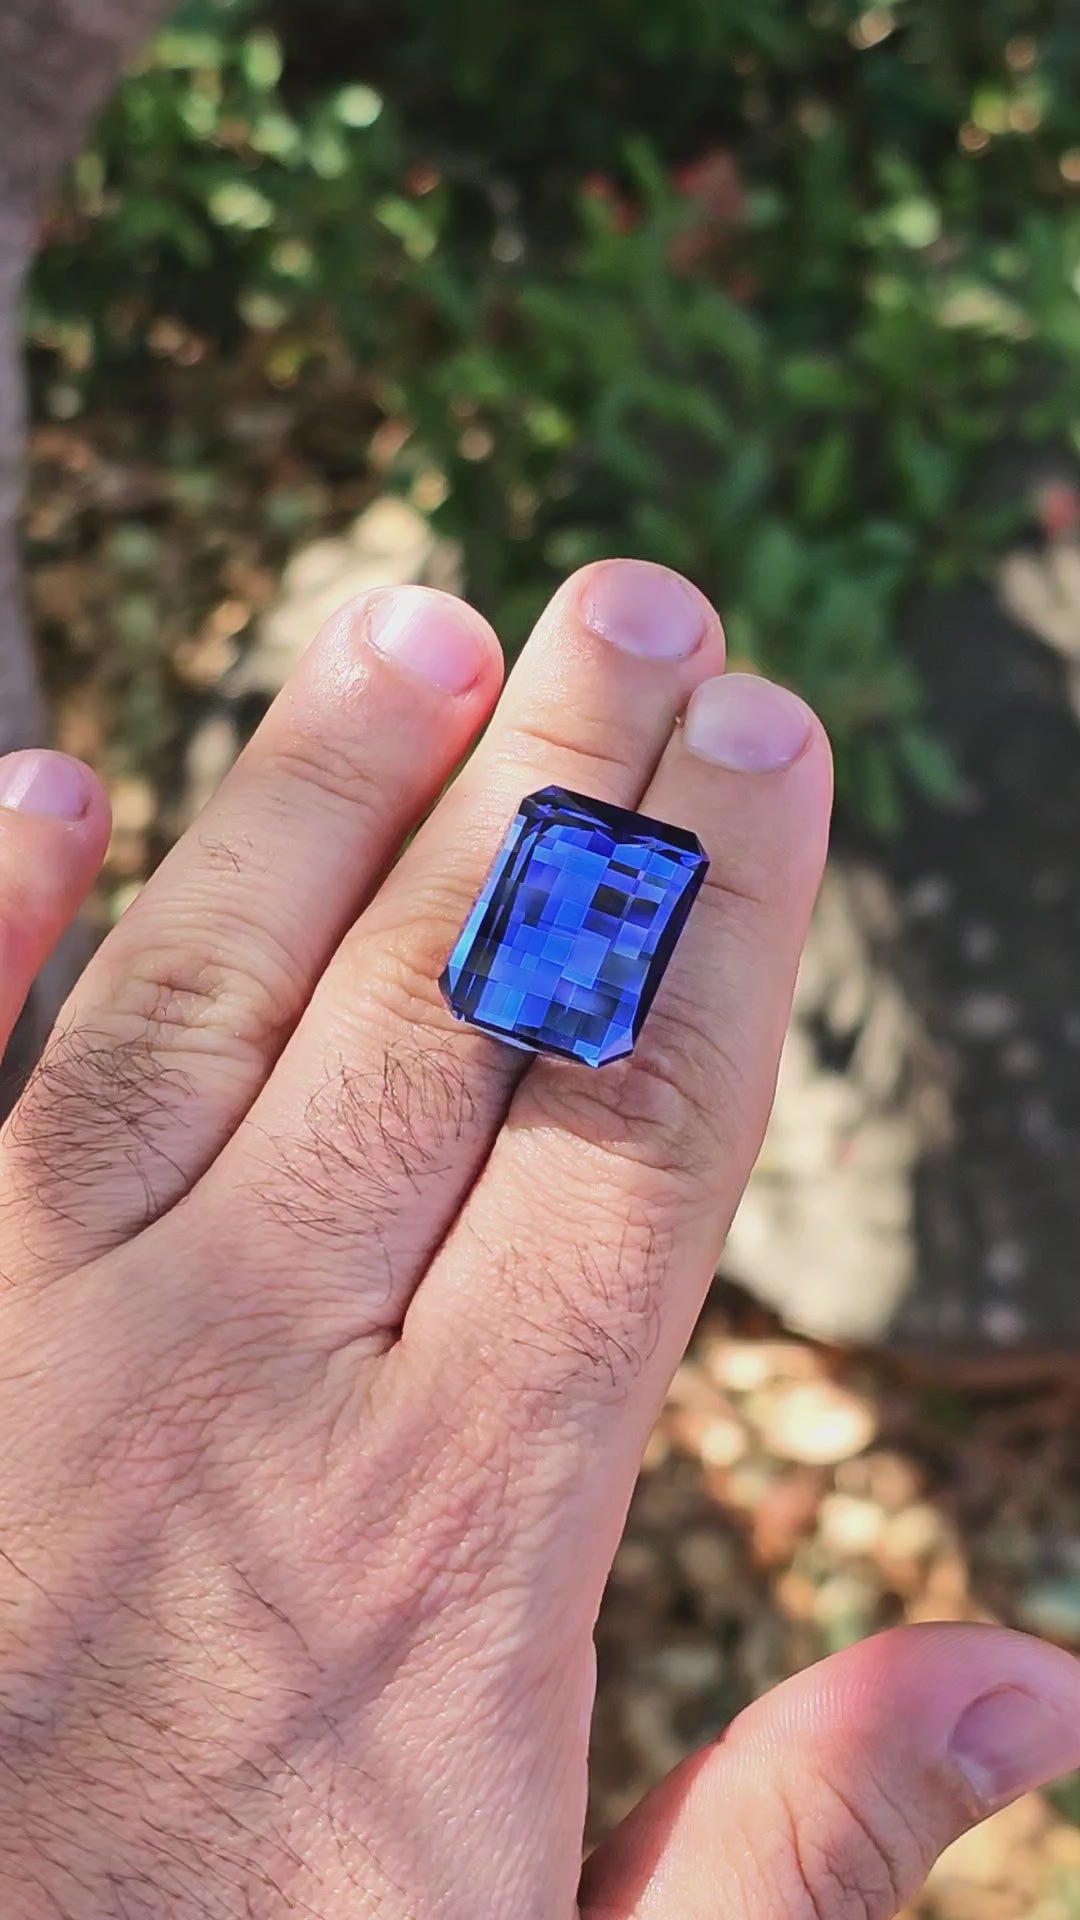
0;749;110;833
664;679;832;914
784;1619;1080;1725
584;1623;1080;1920
753;1621;1080;1808
0;752;111;1055
365;584;504;697
318;584;503;701
564;558;726;670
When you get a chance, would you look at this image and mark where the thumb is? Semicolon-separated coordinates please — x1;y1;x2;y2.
581;1624;1080;1920
0;751;110;1062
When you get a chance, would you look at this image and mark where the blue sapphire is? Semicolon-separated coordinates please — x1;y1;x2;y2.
440;786;708;1068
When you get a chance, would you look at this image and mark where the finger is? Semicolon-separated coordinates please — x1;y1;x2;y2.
205;561;726;1339
0;751;110;1064
406;674;830;1576
1;589;502;1272
581;1623;1080;1920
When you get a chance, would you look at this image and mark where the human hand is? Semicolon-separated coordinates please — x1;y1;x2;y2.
0;561;1077;1920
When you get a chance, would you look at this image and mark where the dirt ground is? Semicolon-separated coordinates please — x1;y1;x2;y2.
23;362;1080;1917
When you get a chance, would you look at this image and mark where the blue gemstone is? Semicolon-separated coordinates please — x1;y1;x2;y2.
440;786;709;1068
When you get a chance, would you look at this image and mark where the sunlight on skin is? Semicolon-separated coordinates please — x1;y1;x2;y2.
0;565;1076;1920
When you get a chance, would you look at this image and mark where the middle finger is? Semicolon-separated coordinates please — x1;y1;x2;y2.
207;561;724;1342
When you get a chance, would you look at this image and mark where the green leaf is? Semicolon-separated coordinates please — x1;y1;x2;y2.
713;439;772;520
779;354;853;411
855;738;903;837
892;427;959;520
152;29;225;70
335;85;383;129
207;180;275;230
897;725;967;807
888;197;942;250
800;430;851;524
744;521;806;624
241;31;283;90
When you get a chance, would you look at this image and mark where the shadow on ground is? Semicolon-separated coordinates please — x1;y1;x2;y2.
730;505;1080;1364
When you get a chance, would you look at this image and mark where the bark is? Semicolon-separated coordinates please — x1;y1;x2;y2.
0;1;171;1092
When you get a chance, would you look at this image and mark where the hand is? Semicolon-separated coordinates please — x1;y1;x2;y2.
0;561;1076;1920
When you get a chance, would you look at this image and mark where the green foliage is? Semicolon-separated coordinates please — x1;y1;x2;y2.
27;0;1080;825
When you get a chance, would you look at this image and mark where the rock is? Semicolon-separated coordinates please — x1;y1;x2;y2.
834;1449;924;1512
875;1503;951;1588
754;1379;877;1466
726;519;1080;1356
1016;1575;1080;1643
674;1526;741;1602
180;711;243;827
665;1362;748;1469
654;1639;724;1695
749;1465;826;1567
818;1493;885;1556
621;1687;690;1776
725;862;924;1346
813;1569;880;1650
702;1337;820;1392
237;497;463;697
170;495;466;837
954;989;1018;1041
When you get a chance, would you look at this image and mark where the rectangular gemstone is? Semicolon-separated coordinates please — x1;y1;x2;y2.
440;785;709;1068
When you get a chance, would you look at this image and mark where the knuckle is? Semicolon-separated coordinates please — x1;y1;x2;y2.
616;1023;728;1177
253;1036;479;1254
2;932;302;1246
366;927;458;1033
351;918;513;1089
497;715;633;780
400;1440;517;1617
700;853;775;917
4;1017;193;1230
743;1774;929;1920
319;1364;520;1619
115;937;300;1068
525;1008;745;1200
470;1215;670;1414
268;707;399;820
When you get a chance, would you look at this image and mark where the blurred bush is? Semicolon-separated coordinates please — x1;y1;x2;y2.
27;0;1080;824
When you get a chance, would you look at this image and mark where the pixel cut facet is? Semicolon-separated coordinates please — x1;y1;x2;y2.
440;786;709;1068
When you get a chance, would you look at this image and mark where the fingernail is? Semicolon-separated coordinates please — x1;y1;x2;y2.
684;673;813;772
580;560;708;660
951;1686;1080;1808
0;750;94;820
367;586;488;695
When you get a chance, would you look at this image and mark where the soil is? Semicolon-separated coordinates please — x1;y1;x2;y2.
589;1288;1080;1917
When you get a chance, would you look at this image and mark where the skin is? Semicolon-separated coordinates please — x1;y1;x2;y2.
0;559;1077;1920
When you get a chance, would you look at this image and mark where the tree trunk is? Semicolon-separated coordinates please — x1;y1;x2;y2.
0;1;170;1095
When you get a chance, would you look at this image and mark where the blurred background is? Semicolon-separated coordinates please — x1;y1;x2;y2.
15;0;1080;1910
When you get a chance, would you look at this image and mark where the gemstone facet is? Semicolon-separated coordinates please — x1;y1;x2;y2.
440;785;709;1068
